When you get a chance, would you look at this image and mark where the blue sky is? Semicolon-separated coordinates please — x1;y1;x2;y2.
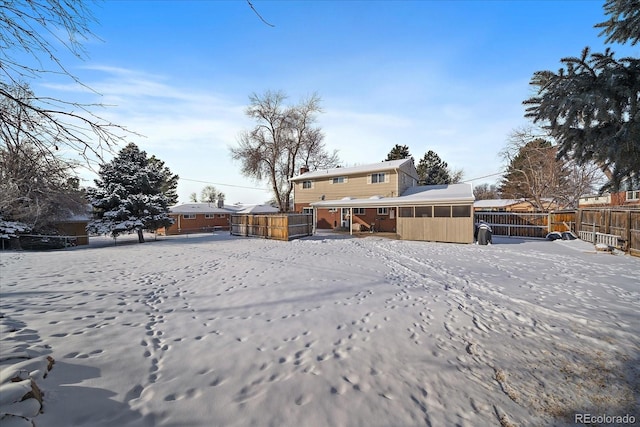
36;0;637;204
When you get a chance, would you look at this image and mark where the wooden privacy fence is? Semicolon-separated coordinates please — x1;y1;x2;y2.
475;209;639;257
577;209;640;257
231;214;313;241
474;211;576;239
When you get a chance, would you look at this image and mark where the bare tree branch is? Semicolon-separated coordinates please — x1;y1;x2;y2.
246;0;275;27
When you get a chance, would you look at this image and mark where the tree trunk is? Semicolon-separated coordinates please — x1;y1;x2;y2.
137;229;145;243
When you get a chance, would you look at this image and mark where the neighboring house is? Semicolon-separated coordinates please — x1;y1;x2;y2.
159;203;280;235
55;212;91;245
578;190;640;208
474;199;560;212
291;159;475;243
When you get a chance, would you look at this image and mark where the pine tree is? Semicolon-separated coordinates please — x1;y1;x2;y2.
525;0;640;190
149;155;179;206
385;144;413;161
416;151;452;185
86;143;174;243
595;0;640;45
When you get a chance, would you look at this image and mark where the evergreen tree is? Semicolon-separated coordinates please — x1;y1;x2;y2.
385;144;413;161
595;0;640;45
86;143;174;243
524;0;640;190
149;155;179;206
416;151;452;185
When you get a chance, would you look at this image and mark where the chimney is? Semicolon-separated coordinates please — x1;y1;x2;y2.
217;198;224;208
300;165;309;175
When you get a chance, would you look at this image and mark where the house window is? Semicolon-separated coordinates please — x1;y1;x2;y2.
217;214;227;218
452;205;471;217
204;214;215;219
302;207;313;214
183;214;196;219
434;206;451;217
627;190;640;200
415;206;432;217
302;180;313;189
371;173;385;184
399;207;414;217
377;207;388;215
353;208;365;215
332;176;347;184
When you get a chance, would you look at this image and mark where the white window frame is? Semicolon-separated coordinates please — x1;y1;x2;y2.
371;173;386;184
204;214;215;219
183;214;196;219
332;176;347;184
627;190;640;200
302;207;313;214
353;208;365;215
377;207;388;215
302;180;313;189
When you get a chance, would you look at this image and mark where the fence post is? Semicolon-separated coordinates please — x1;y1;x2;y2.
627;210;632;254
592;222;596;244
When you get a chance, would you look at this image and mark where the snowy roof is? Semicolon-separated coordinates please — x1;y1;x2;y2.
231;204;279;214
290;159;414;182
310;183;474;208
169;203;231;214
473;199;525;208
169;203;279;215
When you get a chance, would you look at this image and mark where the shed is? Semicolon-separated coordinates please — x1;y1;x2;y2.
311;183;475;243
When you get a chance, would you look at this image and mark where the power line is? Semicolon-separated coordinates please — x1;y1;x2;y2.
180;177;270;192
464;171;504;182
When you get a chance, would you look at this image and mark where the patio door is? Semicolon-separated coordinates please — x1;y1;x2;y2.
341;208;350;228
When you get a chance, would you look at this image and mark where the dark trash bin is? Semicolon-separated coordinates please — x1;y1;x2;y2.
476;222;492;245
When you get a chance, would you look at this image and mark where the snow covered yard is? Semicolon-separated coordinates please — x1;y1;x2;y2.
1;232;638;427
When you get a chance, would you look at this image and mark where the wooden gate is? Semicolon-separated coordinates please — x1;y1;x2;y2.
474;211;575;239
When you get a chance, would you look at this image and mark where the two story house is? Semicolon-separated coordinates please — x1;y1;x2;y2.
290;159;475;243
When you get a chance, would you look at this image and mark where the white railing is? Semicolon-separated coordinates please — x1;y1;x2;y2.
578;230;621;247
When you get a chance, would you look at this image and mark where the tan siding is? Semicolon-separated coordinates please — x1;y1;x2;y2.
397;161;419;195
295;172;400;204
397;217;474;243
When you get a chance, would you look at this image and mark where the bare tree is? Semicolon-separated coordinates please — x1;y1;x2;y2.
1;0;129;167
500;127;606;210
499;129;568;211
200;185;219;203
473;183;500;200
231;91;339;212
557;160;607;208
1;85;85;231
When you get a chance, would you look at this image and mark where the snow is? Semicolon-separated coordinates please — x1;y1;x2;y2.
1;232;638;426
